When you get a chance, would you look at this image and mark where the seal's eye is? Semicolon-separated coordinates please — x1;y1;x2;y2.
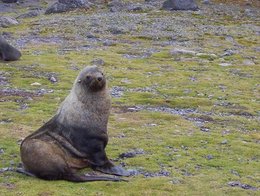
86;75;91;80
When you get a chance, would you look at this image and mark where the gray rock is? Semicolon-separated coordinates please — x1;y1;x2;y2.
242;59;255;66
0;16;19;28
170;48;196;56
45;0;90;14
219;63;232;67
221;139;228;144
17;10;40;19
202;0;210;5
108;0;125;12
206;154;213;160
2;0;18;3
228;181;258;190
49;76;57;83
119;149;145;159
0;36;21;61
162;0;199;11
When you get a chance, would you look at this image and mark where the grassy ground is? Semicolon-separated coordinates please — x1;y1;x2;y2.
0;1;259;195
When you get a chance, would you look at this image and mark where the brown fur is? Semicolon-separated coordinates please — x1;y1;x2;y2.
20;66;129;182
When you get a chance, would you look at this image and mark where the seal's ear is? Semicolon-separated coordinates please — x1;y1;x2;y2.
78;79;82;83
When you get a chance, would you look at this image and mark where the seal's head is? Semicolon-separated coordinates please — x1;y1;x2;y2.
76;66;106;92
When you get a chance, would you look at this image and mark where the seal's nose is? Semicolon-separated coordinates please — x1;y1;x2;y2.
97;77;103;82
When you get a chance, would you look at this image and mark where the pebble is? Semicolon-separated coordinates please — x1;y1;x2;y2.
170;48;196;56
30;82;41;86
242;59;255;66
206;154;214;160
221;139;228;144
49;76;57;83
219;63;232;67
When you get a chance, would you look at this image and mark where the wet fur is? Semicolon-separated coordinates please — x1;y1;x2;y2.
20;66;128;182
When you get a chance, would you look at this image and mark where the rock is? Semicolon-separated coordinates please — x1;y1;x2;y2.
0;16;19;28
119;149;145;159
17;10;40;19
49;76;57;83
242;59;255;66
219;63;232;67
103;40;116;46
45;0;90;14
86;33;97;39
31;82;41;86
110;86;125;98
202;0;210;5
108;0;125;12
228;181;258;190
162;0;199;11
0;36;21;61
108;26;126;35
206;154;213;160
222;49;235;56
221;139;228;144
196;53;218;59
2;0;18;3
200;127;210;132
126;4;143;12
170;48;196;56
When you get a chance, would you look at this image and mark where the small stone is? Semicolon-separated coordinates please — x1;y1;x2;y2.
31;82;41;86
170;48;196;56
206;154;213;160
219;63;232;67
49;76;57;83
200;127;210;132
17;10;40;19
222;49;235;56
2;0;18;3
221;139;228;144
202;0;210;5
0;148;4;154
127;169;139;176
108;27;126;35
0;16;19;28
86;33;97;39
242;59;255;66
162;0;199;11
103;40;116;46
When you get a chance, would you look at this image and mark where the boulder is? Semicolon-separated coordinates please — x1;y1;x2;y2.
17;10;40;19
0;16;19;28
2;0;18;3
162;0;198;11
45;0;90;14
0;36;21;61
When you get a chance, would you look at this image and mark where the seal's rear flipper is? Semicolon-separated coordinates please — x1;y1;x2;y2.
64;173;128;182
94;161;130;177
16;168;36;177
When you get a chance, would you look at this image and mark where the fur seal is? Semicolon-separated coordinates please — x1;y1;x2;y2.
0;36;21;61
20;66;129;182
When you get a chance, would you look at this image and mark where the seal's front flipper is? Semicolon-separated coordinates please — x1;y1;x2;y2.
94;161;130;176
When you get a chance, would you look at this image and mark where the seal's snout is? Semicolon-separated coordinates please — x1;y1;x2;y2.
97;77;103;82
